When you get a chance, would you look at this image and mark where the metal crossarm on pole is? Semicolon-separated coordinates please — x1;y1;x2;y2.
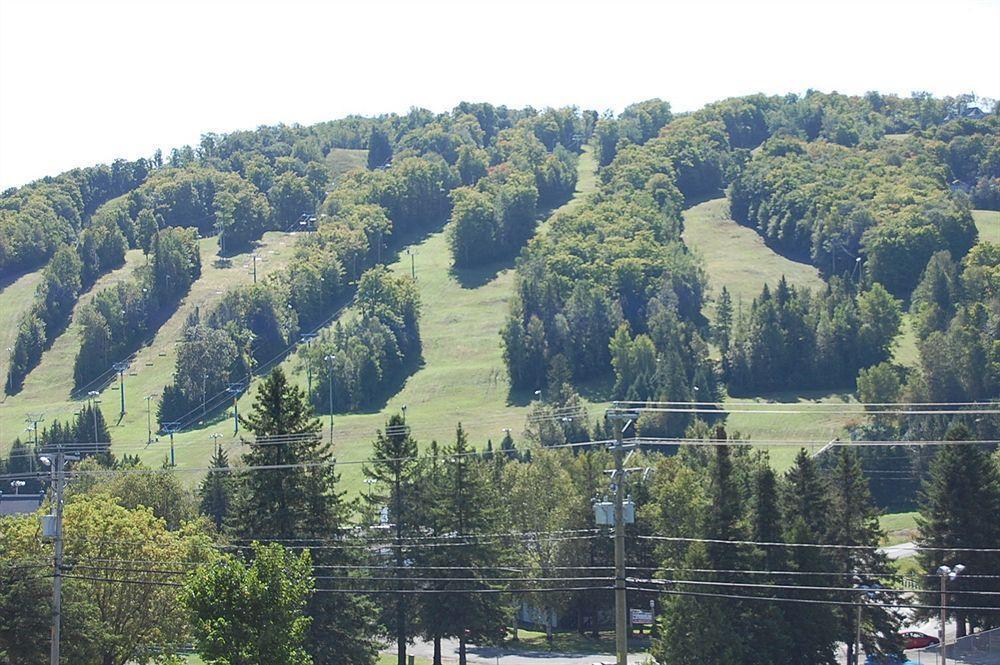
605;408;640;665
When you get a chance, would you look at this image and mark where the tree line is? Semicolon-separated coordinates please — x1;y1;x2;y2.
448;110;583;267
4;368;998;664
0;158;149;278
5;219;127;393
846;241;999;509
730;134;979;296
718;276;902;393
73;227;201;389
160;104;590;428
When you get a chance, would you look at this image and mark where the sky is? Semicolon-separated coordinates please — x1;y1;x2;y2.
1;0;998;189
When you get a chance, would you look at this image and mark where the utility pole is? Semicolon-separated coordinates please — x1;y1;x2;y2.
87;391;100;444
26;413;44;450
605;408;639;665
226;384;242;435
251;253;259;284
162;422;180;466
113;361;130;416
938;565;965;665
324;354;335;446
41;448;78;665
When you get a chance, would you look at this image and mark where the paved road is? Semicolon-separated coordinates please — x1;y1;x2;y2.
396;639;650;664
881;541;918;560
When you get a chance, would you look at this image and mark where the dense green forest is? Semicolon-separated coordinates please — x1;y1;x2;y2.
1;90;998;665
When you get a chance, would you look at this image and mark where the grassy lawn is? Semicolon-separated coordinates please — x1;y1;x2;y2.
722;391;861;470
326;147;368;179
0;233;296;462
279;147;600;495
879;511;919;546
973;208;999;243
892;313;920;369
681;197;825;320
39;146;601;491
0;269;43;364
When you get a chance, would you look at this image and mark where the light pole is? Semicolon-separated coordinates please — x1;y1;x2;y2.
9;480;25;495
851;578;881;665
324;354;335;446
87;391;100;443
938;564;965;664
210;432;223;459
144;395;156;445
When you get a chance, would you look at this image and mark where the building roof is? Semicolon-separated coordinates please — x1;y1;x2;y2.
0;492;45;516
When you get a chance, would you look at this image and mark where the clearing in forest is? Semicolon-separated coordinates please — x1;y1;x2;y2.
682;197;825;319
1;233;295;458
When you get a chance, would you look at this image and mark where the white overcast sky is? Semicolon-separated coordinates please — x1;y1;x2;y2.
1;0;998;189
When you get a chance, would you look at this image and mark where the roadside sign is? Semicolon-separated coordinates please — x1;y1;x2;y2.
630;609;653;625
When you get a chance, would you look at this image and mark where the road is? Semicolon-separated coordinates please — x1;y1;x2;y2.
881;541;918;560
396;639;650;664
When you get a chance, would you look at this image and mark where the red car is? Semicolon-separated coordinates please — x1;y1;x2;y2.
901;631;940;649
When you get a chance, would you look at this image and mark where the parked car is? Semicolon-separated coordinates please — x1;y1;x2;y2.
901;631;940;649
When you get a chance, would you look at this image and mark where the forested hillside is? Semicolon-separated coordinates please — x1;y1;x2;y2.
1;90;999;665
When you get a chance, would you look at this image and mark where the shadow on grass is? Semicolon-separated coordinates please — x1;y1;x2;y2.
450;255;516;289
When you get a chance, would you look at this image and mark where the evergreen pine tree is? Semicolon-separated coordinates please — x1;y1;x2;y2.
781;450;839;664
715;285;734;357
364;412;421;665
744;462;793;664
827;446;903;661
198;444;232;532
425;424;508;665
232;368;378;664
655;428;752;663
917;424;1000;634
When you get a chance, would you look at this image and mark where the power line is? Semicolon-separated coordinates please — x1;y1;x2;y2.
625;586;1000;613
630;576;1000;597
637;534;1000;553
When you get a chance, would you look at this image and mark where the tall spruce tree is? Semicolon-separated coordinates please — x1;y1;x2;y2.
364;413;421;665
367;126;393;169
654;428;752;663
917;424;1000;635
232;368;378;664
781;450;839;664
198;444;232;532
745;462;793;664
828;446;903;661
422;424;508;665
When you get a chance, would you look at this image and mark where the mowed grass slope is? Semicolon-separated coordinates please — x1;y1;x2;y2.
159;148;601;493
682;197;825;317
0;270;43;368
681;198;856;469
973;208;999;243
296;147;602;494
1;233;296;459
